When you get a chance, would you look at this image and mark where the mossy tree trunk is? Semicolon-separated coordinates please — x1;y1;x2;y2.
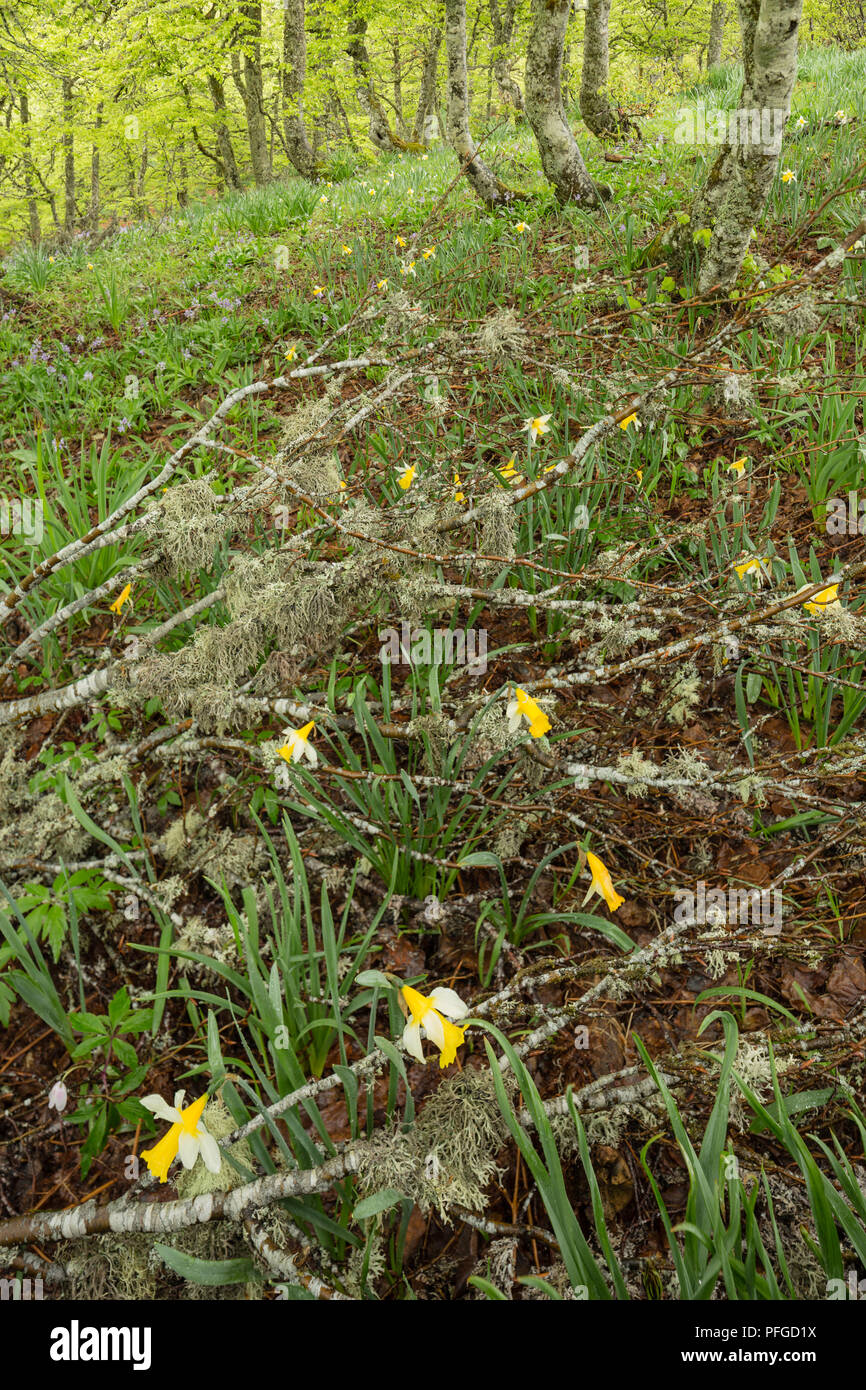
443;0;514;205
489;0;525;115
232;2;272;185
206;76;243;191
698;0;802;293
525;0;610;206
281;0;319;178
348;9;423;151
412;24;443;143
579;0;618;137
708;2;727;65
62;77;76;237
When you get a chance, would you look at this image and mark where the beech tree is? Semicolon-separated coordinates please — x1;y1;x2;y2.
525;0;611;205
697;0;804;291
579;0;619;136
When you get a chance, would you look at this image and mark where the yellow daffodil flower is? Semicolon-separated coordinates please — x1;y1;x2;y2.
781;169;796;183
499;456;521;482
799;580;841;616
377;278;389;290
395;235;407;248
835;110;847;123
110;584;132;615
454;472;465;503
582;851;625;914
506;686;551;738
398;464;416;490
515;221;529;233
400;984;469;1068
635;469;643;483
400;260;416;276
543;463;559;474
312;284;325;297
341;244;353;256
285;345;298;362
277;720;317;767
729;456;748;476
619;412;640;430
523;413;552;442
734;555;771;586
422;247;436;260
140;1091;221;1185
87;262;94;269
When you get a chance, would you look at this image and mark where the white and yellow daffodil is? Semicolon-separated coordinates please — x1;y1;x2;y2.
506;686;551;739
728;456;748;476
400;984;468;1069
277;721;317;767
140;1090;221;1185
523;413;552;442
734;555;772;586
582;851;625;914
619;412;640;430
398;464;416;490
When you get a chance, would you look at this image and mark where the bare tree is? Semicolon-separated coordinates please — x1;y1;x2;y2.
697;0;803;293
281;0;318;177
489;0;524;115
444;0;515;205
525;0;611;205
708;2;727;65
579;0;618;136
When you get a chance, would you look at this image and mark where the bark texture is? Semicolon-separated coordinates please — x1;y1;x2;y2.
525;0;611;205
489;0;525;114
62;77;76;236
579;0;618;136
412;25;443;143
207;76;243;190
444;0;514;205
698;0;802;292
708;2;727;65
232;2;272;185
281;0;319;177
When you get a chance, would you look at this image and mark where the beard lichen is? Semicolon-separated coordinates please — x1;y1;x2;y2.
354;1067;514;1222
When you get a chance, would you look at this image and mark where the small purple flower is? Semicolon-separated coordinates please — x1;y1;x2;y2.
118;416;130;433
83;369;94;381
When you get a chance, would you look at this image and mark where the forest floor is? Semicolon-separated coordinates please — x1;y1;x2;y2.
0;47;865;1301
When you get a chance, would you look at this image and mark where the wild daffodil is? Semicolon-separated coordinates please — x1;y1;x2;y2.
729;456;748;476
140;1090;221;1185
500;456;521;481
799;580;841;616
582;851;625;914
398;464;416;490
399;984;469;1068
110;584;132;615
523;413;552;442
506;686;551;738
781;169;796;183
734;555;771;586
277;721;317;767
619;412;640;430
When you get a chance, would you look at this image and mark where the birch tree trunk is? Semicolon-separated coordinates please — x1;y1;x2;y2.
708;2;727;65
444;0;514;205
579;0;618;136
489;0;525;114
698;0;802;292
281;0;318;177
412;25;443;143
525;0;611;205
